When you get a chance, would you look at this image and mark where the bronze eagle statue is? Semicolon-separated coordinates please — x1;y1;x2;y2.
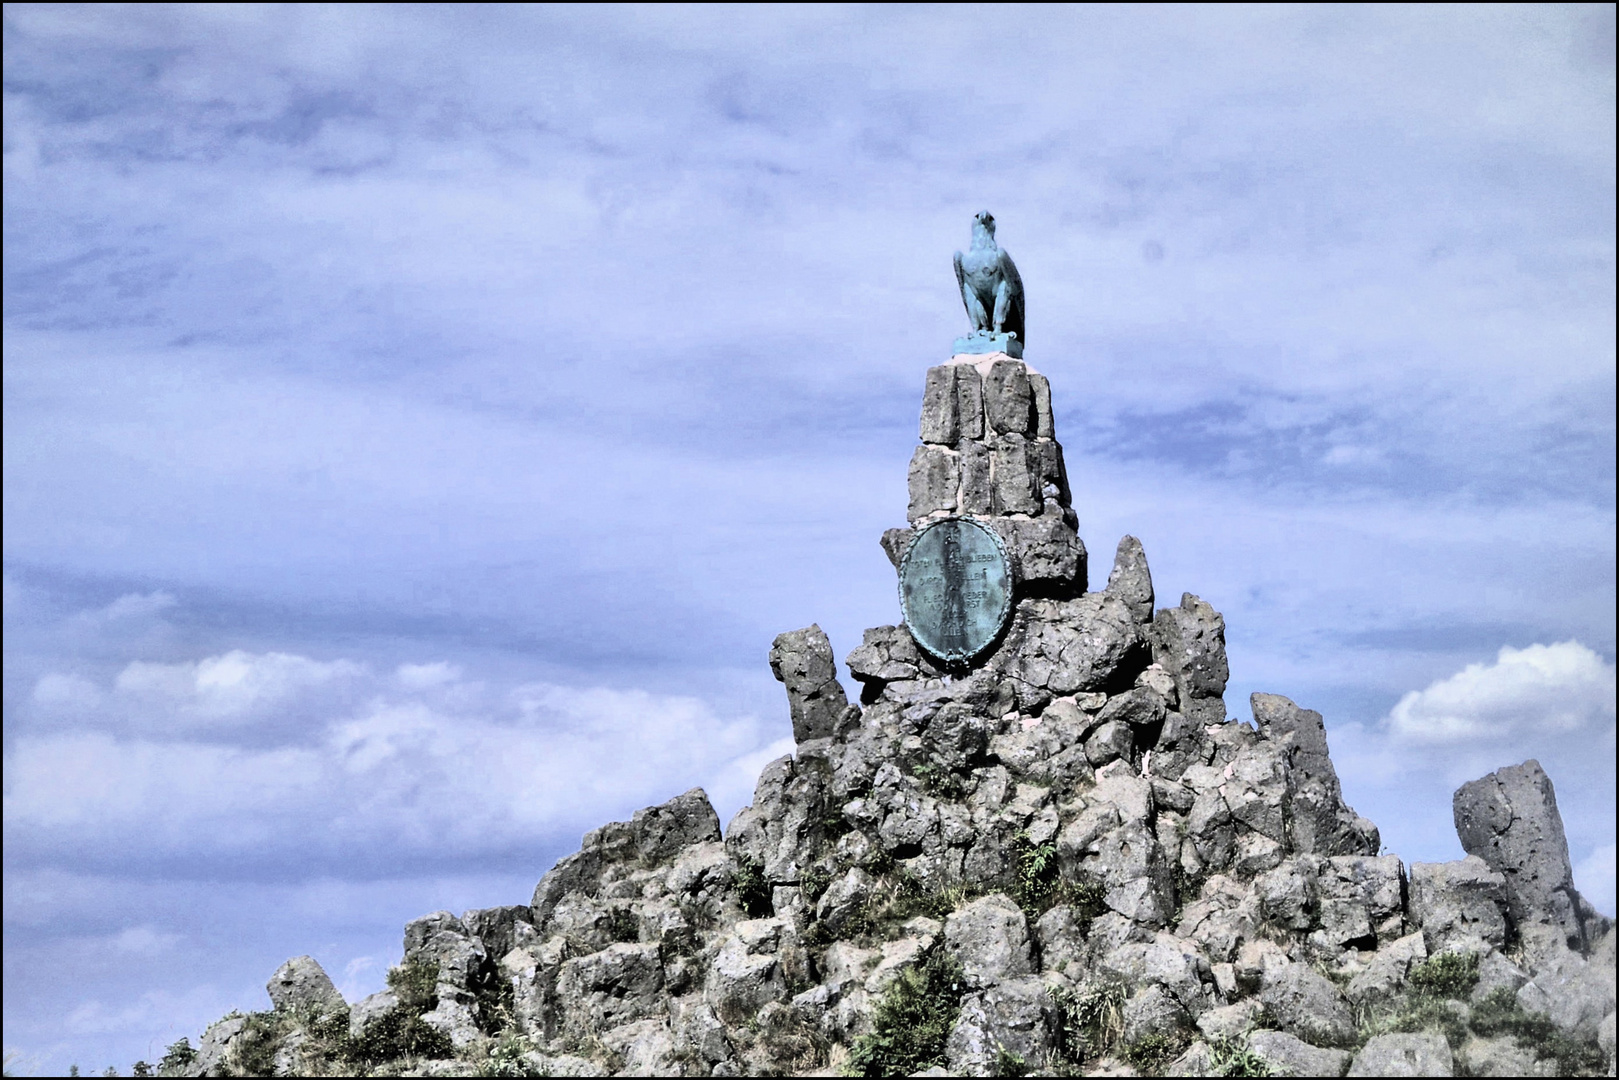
953;210;1025;346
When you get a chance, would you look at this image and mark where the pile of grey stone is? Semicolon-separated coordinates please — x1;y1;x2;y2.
177;359;1614;1078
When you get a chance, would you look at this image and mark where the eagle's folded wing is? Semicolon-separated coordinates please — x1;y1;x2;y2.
997;248;1023;299
953;250;969;316
997;248;1026;344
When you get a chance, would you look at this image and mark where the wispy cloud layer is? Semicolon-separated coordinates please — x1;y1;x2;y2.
9;632;786;876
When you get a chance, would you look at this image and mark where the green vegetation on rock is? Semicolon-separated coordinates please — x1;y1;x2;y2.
845;949;966;1077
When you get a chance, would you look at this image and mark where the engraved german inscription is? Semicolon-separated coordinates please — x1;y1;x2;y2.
899;516;1013;664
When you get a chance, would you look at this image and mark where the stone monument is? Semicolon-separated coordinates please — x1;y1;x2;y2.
898;211;1078;668
175;215;1616;1080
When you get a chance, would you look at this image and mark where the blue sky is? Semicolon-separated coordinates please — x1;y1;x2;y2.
3;4;1614;1073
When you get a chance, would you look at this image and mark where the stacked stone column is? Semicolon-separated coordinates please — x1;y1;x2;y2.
893;356;1085;596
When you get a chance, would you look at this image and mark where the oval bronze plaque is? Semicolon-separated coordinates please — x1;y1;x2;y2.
899;516;1014;665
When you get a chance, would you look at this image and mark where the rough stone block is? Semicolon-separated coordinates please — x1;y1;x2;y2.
601;1018;681;1075
1347;931;1427;1004
906;444;960;522
1097;687;1169;731
405;910;468;958
845;624;928;687
632;788;722;864
920;365;958;444
919;364;984;444
1034;905;1088;978
769;624;850;743
421;987;482;1049
1316;855;1406;948
195;1016;247;1077
1106;535;1156;625
1028;371;1055;438
348;989;400;1039
946;977;1053;1075
1348;1031;1453;1076
461;905;536;965
704;918;800;1025
1515;941;1615;1038
1084;720;1134;768
559;943;665;1032
1253;692;1378;857
1152;594;1229;723
990;514;1086;592
958;439;994;515
990;435;1042;515
266;955;346;1014
1458;1033;1556;1077
995;593;1147;697
1409;857;1509;953
1469;948;1528;1004
879;527;913;570
815;868;874;935
955;365;986;441
1248;1029;1353;1077
1029;437;1070;504
1122;983;1190;1042
1260;960;1356;1047
985;359;1035;434
1223;744;1292;847
1196;1000;1262;1042
1098;933;1211;1016
1090;822;1174;927
944;893;1033;986
1454;760;1587;952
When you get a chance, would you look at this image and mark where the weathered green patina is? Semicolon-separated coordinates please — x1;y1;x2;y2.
899;516;1013;665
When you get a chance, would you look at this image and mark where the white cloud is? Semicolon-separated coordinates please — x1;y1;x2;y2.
5;649;783;869
396;661;461;689
1388;641;1615;744
111;650;367;729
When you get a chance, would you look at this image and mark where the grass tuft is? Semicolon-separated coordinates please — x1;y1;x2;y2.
1208;1036;1273;1076
1011;832;1060;916
733;855;775;919
1049;981;1126;1066
844;949;966;1077
1407;951;1479;999
1122;1030;1190;1075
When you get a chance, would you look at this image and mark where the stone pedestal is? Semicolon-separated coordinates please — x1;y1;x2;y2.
899;357;1082;596
952;330;1023;358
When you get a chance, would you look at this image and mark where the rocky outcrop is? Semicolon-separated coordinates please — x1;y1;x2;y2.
169;358;1614;1078
1454;759;1602;955
1409;856;1510;953
1351;1031;1454;1076
265;956;345;1015
768;624;851;743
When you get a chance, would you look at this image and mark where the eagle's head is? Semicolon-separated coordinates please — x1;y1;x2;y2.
975;209;996;232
